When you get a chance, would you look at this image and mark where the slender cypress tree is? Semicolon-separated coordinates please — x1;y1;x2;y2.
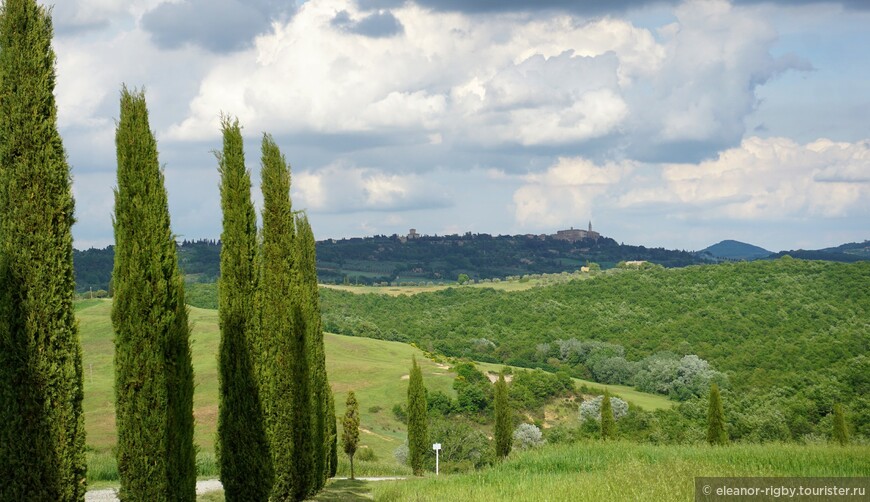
260;134;309;501
341;391;360;480
832;404;849;446
494;372;512;458
0;1;86;498
216;117;272;501
407;356;429;476
600;390;616;440
112;87;196;501
296;214;331;491
706;383;728;445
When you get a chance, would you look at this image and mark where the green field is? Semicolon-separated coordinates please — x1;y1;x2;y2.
323;270;599;296
371;442;870;501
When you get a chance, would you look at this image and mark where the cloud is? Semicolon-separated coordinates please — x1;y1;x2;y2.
141;0;294;52
513;157;637;227
166;0;811;166
513;136;870;230
629;137;870;219
292;163;452;213
331;9;405;38
358;0;870;15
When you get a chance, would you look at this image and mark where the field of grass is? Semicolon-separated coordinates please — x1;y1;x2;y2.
372;442;870;501
323;270;600;296
78;300;455;482
473;361;674;411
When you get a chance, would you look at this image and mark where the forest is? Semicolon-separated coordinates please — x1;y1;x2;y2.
320;258;870;441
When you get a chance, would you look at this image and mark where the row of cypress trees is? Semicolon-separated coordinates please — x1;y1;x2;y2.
218;121;336;501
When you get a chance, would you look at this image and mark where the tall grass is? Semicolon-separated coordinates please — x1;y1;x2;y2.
87;452;221;485
372;442;870;501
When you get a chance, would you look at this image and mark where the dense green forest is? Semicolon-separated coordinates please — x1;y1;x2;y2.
73;234;710;292
320;258;870;440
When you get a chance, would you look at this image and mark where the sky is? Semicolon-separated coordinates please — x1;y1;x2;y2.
51;0;870;252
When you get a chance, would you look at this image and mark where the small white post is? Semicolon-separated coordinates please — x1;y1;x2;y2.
433;443;441;476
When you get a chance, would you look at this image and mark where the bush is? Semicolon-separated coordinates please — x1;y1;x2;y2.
392;403;407;424
512;423;545;450
580;395;628;423
368;406;382;414
394;442;409;465
355;447;378;462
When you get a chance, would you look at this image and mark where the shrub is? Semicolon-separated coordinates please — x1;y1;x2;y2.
580;395;628;422
512;423;545;450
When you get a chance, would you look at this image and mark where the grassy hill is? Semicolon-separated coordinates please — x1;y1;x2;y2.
76;299;670;484
371;442;870;501
321;258;870;440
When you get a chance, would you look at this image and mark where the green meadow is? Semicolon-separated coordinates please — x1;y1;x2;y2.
78;299;463;482
371;442;870;501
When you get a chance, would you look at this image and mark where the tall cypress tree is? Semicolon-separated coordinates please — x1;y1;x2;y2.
493;372;512;459
341;391;360;480
216;116;272;501
600;390;616;440
296;214;331;491
832;404;849;446
260;134;309;501
0;1;86;499
112;87;196;501
706;383;728;445
407;356;429;476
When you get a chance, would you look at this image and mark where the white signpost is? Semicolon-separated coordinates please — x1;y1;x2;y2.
433;443;442;475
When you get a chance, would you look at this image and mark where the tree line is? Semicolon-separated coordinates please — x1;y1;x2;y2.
1;3;334;499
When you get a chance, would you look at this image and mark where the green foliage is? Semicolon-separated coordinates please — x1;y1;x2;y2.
453;362;492;414
458;273;470;285
216;116;272;502
0;1;86;498
706;383;728;445
426;418;495;472
494;373;512;458
259;134;311;501
341;391;360;480
111;87;196;501
407;356;429;476
600;390;616;440
321;259;870;438
832;404;849;446
296;215;331;493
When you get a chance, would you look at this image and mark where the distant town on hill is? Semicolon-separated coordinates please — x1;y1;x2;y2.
71;225;869;293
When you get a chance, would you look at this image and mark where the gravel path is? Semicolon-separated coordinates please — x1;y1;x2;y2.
85;477;403;501
85;479;224;502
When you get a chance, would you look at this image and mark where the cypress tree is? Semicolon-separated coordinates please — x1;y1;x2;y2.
832;404;849;446
260;134;310;501
112;87;196;501
0;1;86;498
494;372;512;459
600;390;616;440
341;391;360;480
216;116;272;501
407;356;429;476
706;383;728;445
296;214;331;490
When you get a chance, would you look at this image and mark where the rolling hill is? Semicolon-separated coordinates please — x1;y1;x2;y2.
700;240;771;260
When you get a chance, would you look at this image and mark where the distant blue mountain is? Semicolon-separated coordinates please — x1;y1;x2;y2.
700;240;771;260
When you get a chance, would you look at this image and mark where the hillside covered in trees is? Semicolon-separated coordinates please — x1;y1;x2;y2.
320;258;870;440
73;234;710;292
